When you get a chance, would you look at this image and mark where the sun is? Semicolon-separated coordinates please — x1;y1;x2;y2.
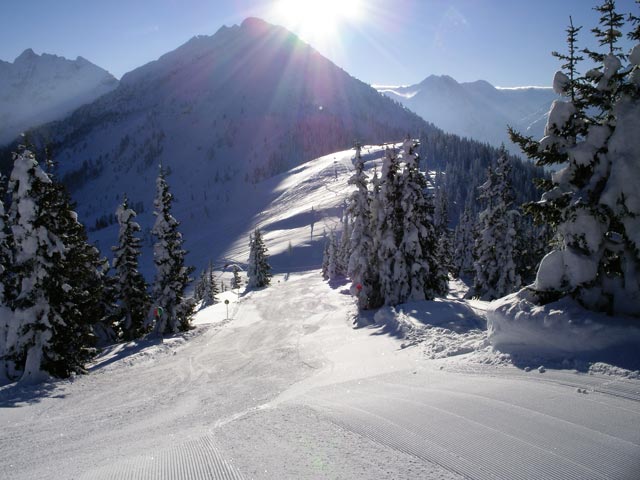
271;0;363;44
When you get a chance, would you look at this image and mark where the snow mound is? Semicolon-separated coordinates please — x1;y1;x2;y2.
373;297;489;359
487;288;640;370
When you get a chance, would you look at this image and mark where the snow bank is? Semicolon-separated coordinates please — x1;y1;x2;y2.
487;288;640;359
373;298;488;359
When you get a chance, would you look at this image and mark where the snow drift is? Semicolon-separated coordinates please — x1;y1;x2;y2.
487;287;640;366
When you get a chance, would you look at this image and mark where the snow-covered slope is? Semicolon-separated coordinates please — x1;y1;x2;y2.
0;49;118;145
2;272;639;479
377;76;557;154
2;137;638;479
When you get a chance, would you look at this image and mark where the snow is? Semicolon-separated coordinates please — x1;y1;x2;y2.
552;71;569;95
487;287;640;366
598;54;622;91
3;270;639;479
1;145;639;479
545;100;575;135
602;95;640;254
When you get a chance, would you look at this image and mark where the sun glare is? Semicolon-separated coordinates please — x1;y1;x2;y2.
272;0;363;44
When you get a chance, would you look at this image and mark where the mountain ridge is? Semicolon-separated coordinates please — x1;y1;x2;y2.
376;75;556;153
3;18;543;276
0;49;119;145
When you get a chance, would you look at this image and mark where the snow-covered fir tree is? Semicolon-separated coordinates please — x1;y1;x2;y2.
373;139;447;306
321;231;330;280
112;194;150;340
247;228;272;288
149;166;195;334
346;142;379;309
41;163;109;376
194;270;207;304
472;149;521;300
337;205;351;276
434;184;454;275
516;217;552;285
397;137;448;301
453;199;476;278
323;229;341;281
0;176;13;383
3;148;100;382
231;265;242;290
376;145;409;304
510;3;640;316
200;261;219;308
92;257;120;346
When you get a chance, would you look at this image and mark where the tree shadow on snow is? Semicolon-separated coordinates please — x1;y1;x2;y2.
505;342;640;374
355;299;486;342
0;380;65;408
88;335;169;373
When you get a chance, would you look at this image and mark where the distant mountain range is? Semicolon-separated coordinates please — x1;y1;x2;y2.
2;18;543;275
376;76;557;154
0;49;118;145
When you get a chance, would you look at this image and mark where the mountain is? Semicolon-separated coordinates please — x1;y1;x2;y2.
0;49;118;145
8;18;542;275
376;76;557;154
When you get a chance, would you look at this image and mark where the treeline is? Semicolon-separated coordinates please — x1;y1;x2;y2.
0;148;194;384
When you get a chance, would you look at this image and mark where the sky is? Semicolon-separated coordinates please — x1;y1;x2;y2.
1;0;638;87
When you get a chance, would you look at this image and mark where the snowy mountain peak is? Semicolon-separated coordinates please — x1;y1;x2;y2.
241;16;273;32
377;75;557;154
0;49;118;145
19;17;436;275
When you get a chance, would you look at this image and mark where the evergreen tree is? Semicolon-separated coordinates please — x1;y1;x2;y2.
377;145;409;305
93;257;120;346
41;163;106;376
231;265;242;290
247;228;272;288
149;167;195;334
324;229;341;281
200;261;219;307
337;206;351;276
4;148;100;382
511;4;640;315
321;232;330;280
472;149;521;300
434;184;454;275
374;139;446;306
398;137;448;301
112;194;150;340
347;142;379;309
194;270;207;304
453;200;476;278
0;175;13;383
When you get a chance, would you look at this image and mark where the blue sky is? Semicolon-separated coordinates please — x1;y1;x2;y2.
1;0;638;87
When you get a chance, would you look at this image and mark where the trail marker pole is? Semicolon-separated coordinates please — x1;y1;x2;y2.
225;299;229;320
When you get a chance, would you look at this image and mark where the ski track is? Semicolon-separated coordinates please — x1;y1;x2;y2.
299;380;640;480
80;434;244;480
